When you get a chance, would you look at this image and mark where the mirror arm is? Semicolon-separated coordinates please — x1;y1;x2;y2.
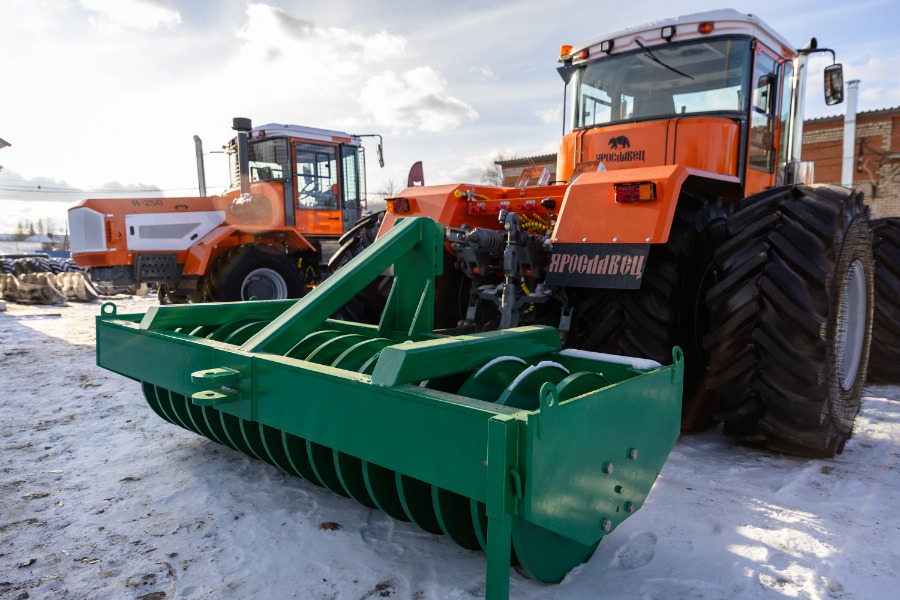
797;47;837;65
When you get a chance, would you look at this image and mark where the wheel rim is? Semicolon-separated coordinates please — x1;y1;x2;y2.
241;268;288;300
837;260;866;391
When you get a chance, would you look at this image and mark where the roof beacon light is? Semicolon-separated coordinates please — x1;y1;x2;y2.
559;44;573;59
698;22;714;34
661;25;676;41
615;182;657;203
600;39;614;53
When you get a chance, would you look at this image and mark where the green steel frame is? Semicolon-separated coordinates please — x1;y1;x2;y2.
96;217;683;600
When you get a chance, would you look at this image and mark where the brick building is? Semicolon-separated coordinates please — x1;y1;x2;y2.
497;108;900;218
802;107;900;219
495;154;557;187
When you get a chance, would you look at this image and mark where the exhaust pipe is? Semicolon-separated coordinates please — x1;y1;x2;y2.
841;80;860;188
193;135;207;196
232;117;253;196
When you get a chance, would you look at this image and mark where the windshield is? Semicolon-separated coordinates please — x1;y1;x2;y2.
229;138;290;188
571;37;752;128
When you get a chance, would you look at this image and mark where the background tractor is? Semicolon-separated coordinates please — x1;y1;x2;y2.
68;119;383;303
340;9;875;457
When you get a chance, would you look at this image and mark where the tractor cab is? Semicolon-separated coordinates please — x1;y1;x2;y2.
226;123;374;236
557;9;843;199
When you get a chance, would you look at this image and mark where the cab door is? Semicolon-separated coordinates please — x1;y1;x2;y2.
340;145;363;230
744;42;784;196
292;142;342;235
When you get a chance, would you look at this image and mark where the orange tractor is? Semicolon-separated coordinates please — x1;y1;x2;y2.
68;119;382;303
344;9;872;457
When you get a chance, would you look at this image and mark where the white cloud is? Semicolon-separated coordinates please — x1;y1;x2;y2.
431;148;516;185
361;67;478;133
238;3;407;68
536;107;561;125
79;0;181;30
469;65;496;82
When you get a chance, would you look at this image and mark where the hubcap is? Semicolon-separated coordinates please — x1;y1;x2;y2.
241;268;288;300
837;260;866;391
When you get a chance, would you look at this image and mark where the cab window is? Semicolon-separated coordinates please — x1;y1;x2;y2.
749;51;781;173
296;144;338;209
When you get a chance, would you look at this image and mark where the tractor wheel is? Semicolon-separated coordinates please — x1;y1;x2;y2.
205;246;305;302
869;217;900;382
328;211;387;323
705;185;873;457
570;193;729;429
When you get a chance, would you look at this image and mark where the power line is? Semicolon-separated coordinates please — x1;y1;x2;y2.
0;183;230;194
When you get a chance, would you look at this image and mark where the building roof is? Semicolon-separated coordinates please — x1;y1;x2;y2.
805;106;900;125
495;154;556;167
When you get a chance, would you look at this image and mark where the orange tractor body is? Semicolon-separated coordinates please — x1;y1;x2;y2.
68;120;379;302
361;9;870;458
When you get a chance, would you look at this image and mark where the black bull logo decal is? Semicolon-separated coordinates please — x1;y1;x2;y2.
609;136;630;150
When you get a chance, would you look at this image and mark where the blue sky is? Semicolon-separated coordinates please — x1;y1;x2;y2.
1;0;898;233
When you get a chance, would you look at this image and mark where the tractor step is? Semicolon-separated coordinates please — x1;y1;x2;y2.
95;217;683;600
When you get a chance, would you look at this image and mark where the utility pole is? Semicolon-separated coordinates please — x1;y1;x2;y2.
0;136;10;172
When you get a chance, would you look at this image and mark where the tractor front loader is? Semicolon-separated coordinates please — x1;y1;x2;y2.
95;216;683;599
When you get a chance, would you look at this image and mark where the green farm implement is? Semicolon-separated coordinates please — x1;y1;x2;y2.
95;217;683;599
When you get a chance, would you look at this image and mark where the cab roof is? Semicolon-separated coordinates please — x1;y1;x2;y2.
249;123;361;146
568;9;797;64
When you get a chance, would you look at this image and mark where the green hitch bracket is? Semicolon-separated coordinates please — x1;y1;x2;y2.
191;367;242;406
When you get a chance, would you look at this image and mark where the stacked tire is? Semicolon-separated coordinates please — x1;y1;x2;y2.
869;217;900;382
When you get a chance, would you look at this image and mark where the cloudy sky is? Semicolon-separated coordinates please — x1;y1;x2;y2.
1;0;898;233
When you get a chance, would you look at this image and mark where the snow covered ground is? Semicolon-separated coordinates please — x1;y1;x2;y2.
1;296;898;600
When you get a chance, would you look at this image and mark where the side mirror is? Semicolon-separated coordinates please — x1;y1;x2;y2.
376;142;384;168
824;64;844;106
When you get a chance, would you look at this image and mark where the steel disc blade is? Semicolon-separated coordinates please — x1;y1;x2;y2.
555;371;610;401
187;325;216;338
207;320;256;342
456;357;529;402
470;499;488;551
176;391;223;443
305;334;368;366
396;474;442;534
307;441;350;497
285;330;341;360
362;461;409;521
330;338;391;371
432;486;481;550
496;362;569;410
334;451;378;509
281;431;323;486
258;424;295;474
220;321;267;345
469;499;519;565
165;389;202;435
142;383;176;425
512;518;599;584
198;405;231;448
358;350;386;375
218;412;256;456
235;419;275;466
